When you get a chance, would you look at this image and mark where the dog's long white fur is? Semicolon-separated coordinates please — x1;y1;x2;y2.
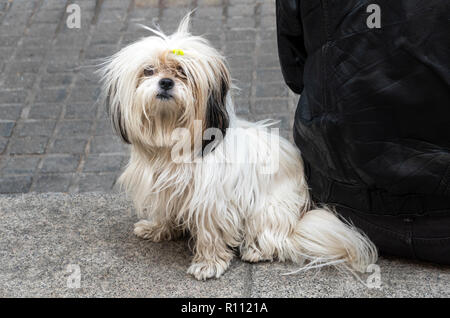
100;14;377;280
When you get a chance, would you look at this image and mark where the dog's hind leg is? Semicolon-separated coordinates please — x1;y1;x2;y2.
134;219;183;242
240;202;301;264
240;244;274;263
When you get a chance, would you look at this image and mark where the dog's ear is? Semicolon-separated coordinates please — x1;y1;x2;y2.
202;61;231;154
106;88;131;144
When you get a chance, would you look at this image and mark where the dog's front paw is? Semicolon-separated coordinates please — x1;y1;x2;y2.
134;220;173;242
187;260;230;280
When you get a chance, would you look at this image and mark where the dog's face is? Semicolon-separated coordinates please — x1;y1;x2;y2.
100;16;231;152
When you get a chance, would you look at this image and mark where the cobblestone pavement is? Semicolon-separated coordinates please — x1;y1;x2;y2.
0;0;296;193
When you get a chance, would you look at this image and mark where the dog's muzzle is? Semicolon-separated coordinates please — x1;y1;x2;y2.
157;78;174;100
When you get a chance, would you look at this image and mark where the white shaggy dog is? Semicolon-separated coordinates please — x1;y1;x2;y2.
100;15;377;280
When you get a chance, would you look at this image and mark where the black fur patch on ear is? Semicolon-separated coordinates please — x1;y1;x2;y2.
203;78;229;155
107;89;131;144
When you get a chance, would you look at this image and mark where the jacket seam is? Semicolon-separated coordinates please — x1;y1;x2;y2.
321;0;332;42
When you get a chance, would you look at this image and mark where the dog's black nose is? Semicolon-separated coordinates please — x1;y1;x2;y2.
159;78;174;90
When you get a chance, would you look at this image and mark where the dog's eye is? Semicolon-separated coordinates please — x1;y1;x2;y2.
143;68;154;77
177;66;186;77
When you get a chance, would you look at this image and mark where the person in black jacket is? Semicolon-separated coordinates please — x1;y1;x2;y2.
276;0;450;264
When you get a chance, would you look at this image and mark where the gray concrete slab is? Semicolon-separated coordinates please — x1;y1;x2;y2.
0;193;251;297
251;257;450;298
1;193;449;297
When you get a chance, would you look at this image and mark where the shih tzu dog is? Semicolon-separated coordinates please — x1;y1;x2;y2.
100;14;377;280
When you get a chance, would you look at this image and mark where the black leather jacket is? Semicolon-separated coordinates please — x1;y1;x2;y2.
277;0;450;216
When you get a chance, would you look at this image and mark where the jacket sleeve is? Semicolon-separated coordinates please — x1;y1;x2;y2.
276;0;307;94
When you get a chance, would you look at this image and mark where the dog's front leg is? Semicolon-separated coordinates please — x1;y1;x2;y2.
187;226;234;280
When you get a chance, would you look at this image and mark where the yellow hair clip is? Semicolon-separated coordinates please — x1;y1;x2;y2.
172;49;185;56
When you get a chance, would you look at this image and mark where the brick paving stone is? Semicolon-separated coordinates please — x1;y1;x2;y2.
33;174;73;192
83;154;127;173
64;103;98;119
256;69;284;83
0;89;28;104
0;35;21;46
226;29;257;42
28;104;62;119
40;73;74;88
40;154;81;173
94;119;114;134
34;88;68;103
77;173;118;192
251;98;289;114
66;86;100;103
257;53;281;69
225;41;255;56
49;138;88;154
58;120;93;137
1;156;40;175
90;135;129;154
3;73;36;89
8;136;49;155
15;120;57;137
0;176;32;193
255;82;288;98
0;121;15;137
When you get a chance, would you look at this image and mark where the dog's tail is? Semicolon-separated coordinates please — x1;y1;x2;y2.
285;208;378;274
